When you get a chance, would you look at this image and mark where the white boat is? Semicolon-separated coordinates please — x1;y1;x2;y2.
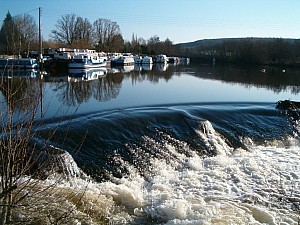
154;54;168;63
0;58;38;69
142;56;153;64
68;53;106;69
115;55;135;65
134;56;153;64
134;56;143;64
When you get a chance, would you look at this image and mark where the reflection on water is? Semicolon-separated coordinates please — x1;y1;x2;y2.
47;73;122;106
0;69;38;78
1;63;300;118
191;65;300;94
0;70;41;113
68;68;107;82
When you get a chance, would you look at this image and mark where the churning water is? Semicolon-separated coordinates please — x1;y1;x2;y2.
35;102;300;224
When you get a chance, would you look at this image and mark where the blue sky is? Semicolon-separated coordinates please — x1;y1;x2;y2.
1;0;300;44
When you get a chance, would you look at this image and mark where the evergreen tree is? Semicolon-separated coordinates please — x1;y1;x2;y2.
0;11;15;55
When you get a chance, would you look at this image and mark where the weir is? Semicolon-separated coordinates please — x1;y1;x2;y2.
29;138;82;179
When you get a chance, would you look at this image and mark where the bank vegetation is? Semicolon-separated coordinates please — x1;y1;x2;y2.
180;37;300;66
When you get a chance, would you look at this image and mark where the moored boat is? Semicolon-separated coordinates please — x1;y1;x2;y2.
154;54;168;64
115;54;135;65
142;56;153;64
0;58;38;69
68;53;106;69
134;56;143;64
134;56;153;64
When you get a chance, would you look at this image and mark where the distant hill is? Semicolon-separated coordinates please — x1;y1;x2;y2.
176;37;300;66
177;37;299;48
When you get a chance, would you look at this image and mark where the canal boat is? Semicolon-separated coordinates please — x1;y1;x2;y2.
0;58;38;69
134;56;153;64
68;53;107;69
142;56;153;64
115;54;135;65
154;54;168;63
134;56;143;64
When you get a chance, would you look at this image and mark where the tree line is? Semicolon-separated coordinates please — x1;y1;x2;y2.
181;38;300;66
0;12;38;57
0;11;177;56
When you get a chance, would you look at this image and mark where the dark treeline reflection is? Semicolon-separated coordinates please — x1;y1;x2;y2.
190;63;300;95
0;75;40;113
46;74;122;106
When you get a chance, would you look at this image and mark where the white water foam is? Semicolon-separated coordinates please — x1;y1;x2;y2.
101;121;299;224
25;120;300;224
196;120;233;156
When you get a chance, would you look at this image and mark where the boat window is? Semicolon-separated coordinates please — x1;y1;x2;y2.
73;59;85;63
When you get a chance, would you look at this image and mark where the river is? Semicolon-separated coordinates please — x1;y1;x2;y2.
2;63;300;224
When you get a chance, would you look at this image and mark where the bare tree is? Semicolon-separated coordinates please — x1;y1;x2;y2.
51;14;80;46
13;14;38;56
0;76;41;224
0;74;94;224
93;18;105;51
93;18;122;52
161;38;173;55
51;14;93;48
74;17;93;48
147;35;161;55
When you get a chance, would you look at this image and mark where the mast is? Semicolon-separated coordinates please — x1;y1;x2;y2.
38;7;43;115
38;7;43;66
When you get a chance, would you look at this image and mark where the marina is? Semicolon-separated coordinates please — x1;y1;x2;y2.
0;47;190;76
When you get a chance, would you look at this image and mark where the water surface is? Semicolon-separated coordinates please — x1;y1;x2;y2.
2;63;300;224
37;63;300;118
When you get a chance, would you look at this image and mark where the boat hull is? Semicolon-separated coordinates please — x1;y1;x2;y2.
68;61;106;69
115;56;135;65
0;58;38;69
